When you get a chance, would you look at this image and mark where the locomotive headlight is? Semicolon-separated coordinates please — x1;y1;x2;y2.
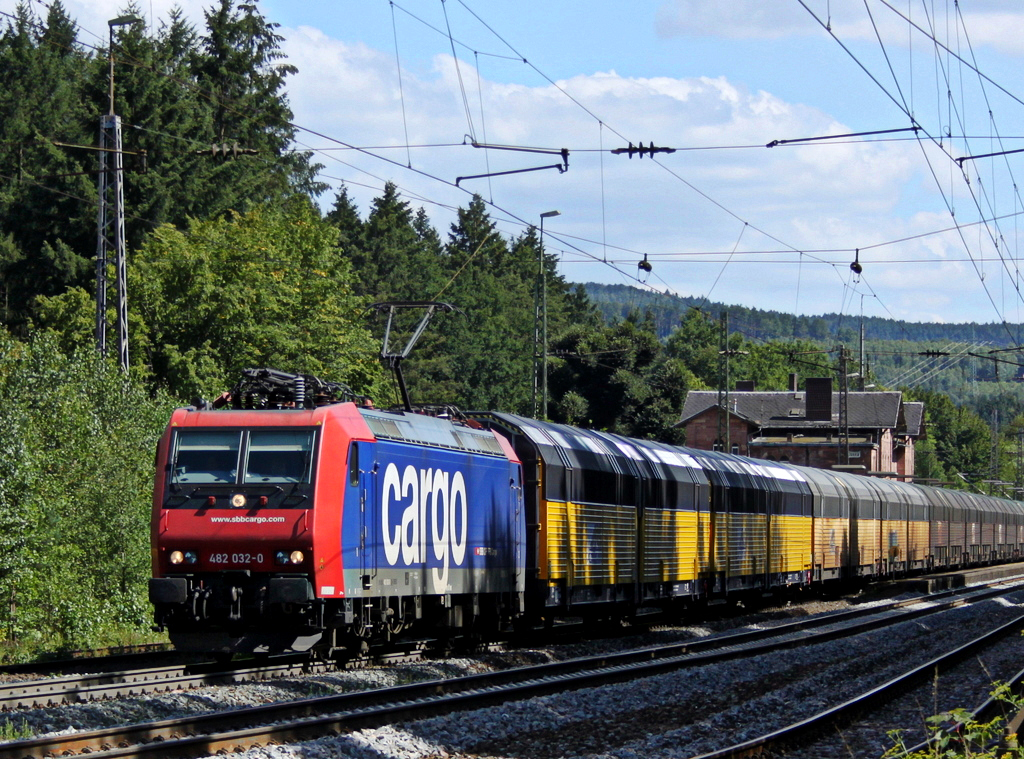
289;550;304;565
275;550;305;565
275;550;289;565
183;550;199;564
169;550;184;565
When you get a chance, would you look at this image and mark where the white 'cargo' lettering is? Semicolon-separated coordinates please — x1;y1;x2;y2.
381;462;468;585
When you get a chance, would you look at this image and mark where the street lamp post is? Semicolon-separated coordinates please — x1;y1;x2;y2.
107;15;142;115
538;210;560;421
96;14;142;371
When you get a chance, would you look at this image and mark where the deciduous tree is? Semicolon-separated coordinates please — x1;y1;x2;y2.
37;198;387;402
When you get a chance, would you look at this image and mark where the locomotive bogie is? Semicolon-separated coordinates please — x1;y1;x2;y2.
150;571;323;653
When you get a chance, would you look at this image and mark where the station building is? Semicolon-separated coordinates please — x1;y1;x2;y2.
677;377;924;480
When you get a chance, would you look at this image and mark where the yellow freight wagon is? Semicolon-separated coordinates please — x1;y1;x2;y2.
634;442;710;601
690;450;769;595
831;471;883;577
902;483;930;571
466;409;1024;630
867;478;910;574
763;462;813;583
801;468;852;582
921;486;960;570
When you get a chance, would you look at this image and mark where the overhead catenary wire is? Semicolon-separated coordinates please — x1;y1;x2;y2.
389;1;413;169
437;0;836;301
8;3;1024;332
309;136;1024;152
473;51;494;202
950;2;1024;314
797;0;1024;345
695;223;748;314
439;0;476;143
908;1;1024;330
0;9;810;323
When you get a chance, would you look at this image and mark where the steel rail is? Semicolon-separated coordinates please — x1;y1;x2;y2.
2;573;1018;711
0;638;477;711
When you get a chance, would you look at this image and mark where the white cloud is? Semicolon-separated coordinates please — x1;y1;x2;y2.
656;1;821;40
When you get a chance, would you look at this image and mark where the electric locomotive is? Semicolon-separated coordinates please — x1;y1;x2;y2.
149;369;524;655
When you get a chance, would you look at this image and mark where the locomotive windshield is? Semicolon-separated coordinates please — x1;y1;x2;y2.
173;431;241;484
244;431;314;483
170;429;315;488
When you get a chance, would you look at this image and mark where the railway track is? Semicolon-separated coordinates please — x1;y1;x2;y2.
0;645;178;679
689;614;1024;759
1;578;1022;759
0;577;1011;712
0;654;321;710
0;640;484;711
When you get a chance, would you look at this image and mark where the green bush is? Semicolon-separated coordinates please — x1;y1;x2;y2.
0;330;176;655
885;682;1024;758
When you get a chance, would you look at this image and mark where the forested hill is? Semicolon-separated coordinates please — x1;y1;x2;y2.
583;283;1024;346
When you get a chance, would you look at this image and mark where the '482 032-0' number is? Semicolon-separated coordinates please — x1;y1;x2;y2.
209;552;263;565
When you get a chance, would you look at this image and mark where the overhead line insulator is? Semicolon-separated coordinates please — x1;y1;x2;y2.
611;142;676;159
195;142;259;159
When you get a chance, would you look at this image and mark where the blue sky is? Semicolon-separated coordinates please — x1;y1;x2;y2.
8;0;1024;329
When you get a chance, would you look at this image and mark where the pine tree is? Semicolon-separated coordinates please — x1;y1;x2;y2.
196;0;323;204
325;183;364;253
430;197;533;411
0;2;94;332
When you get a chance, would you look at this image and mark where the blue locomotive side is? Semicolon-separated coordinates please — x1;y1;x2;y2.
337;411;524;630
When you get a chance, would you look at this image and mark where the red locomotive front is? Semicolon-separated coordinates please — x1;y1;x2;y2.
148;401;370;654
